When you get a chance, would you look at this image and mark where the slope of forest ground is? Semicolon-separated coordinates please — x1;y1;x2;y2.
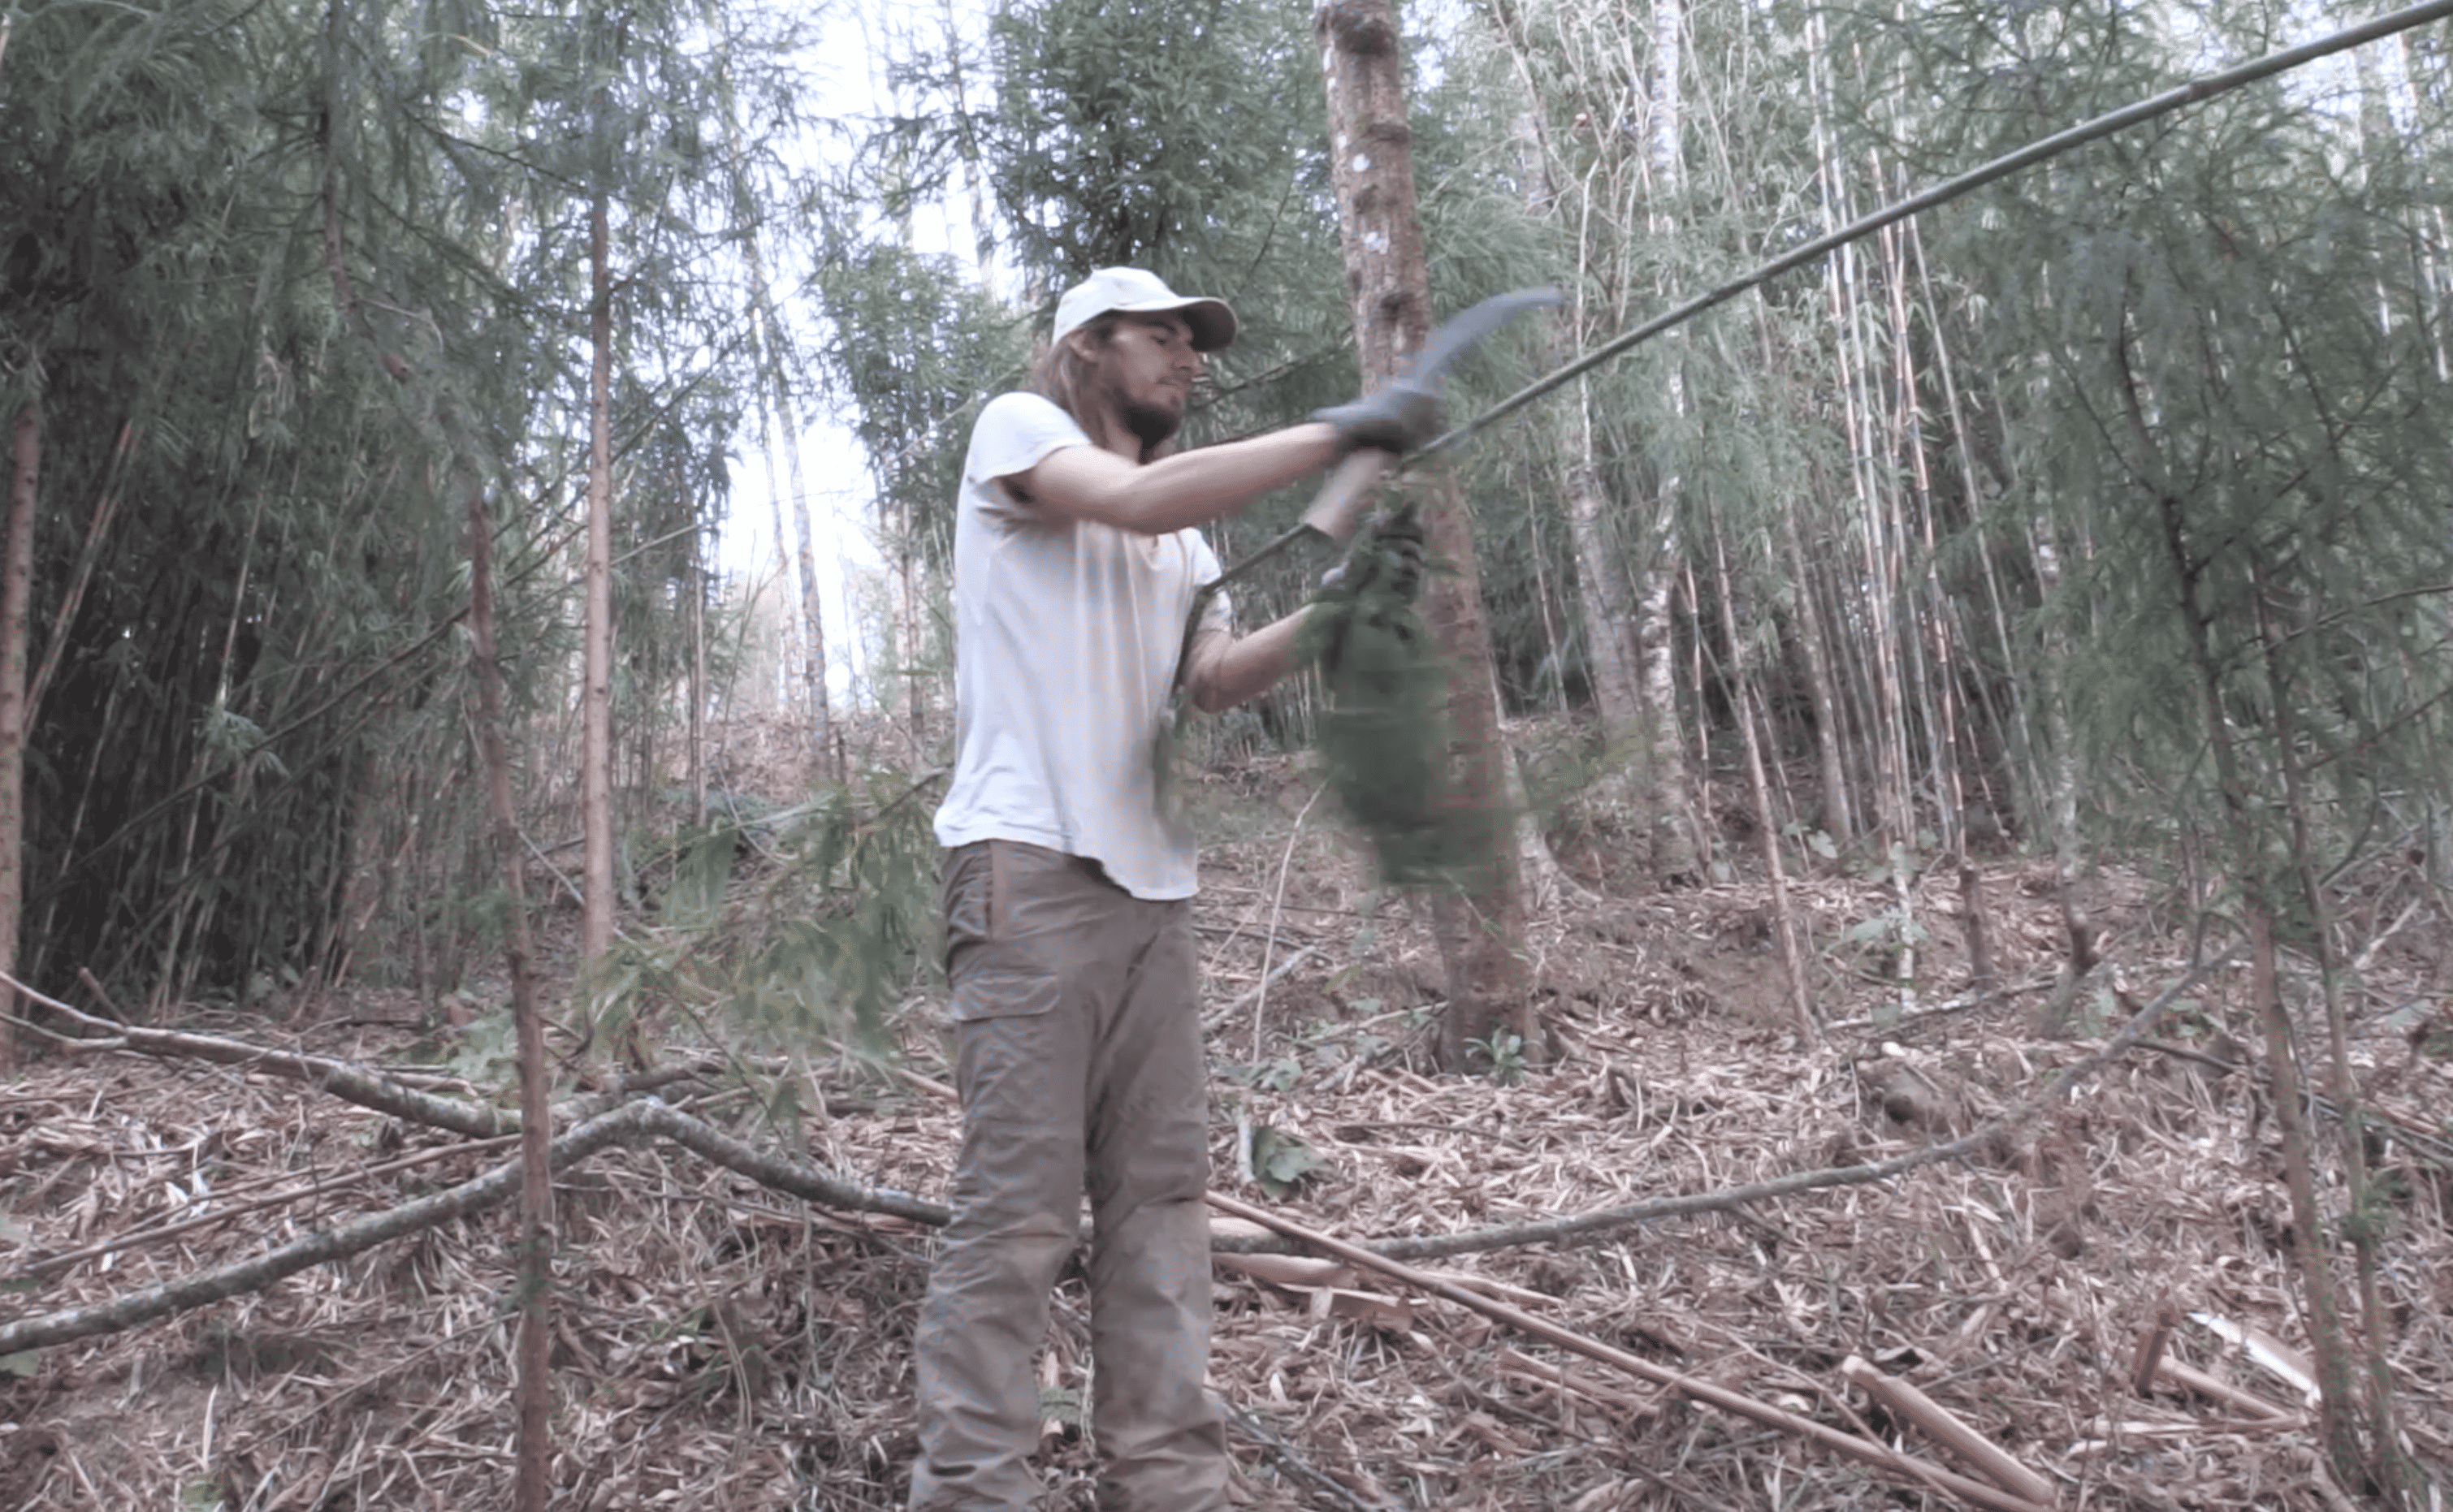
4;730;2451;1511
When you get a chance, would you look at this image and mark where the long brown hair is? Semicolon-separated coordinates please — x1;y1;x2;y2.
1030;313;1182;464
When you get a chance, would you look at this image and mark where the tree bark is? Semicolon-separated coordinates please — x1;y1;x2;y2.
584;193;617;965
0;394;39;1073
1315;0;1534;1071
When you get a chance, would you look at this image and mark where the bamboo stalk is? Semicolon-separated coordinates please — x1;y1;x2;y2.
465;470;556;1512
0;391;38;1074
1709;521;1816;1039
1841;1354;2057;1505
583;188;616;978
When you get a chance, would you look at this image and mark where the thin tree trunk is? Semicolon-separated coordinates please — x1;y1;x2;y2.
2256;566;2423;1506
703;0;833;779
690;517;707;828
752;260;834;780
2128;326;2362;1479
1632;0;1703;885
1562;392;1642;735
584;192;616;964
1316;0;1534;1071
1632;538;1698;881
464;477;556;1512
1710;522;1815;1040
1777;495;1853;845
898;533;929;761
0;393;39;1071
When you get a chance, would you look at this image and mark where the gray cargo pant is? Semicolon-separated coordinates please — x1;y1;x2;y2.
908;840;1227;1512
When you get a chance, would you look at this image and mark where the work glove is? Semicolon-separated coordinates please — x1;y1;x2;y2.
1312;378;1444;456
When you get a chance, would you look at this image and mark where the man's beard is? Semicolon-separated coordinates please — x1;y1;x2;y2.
1120;394;1183;451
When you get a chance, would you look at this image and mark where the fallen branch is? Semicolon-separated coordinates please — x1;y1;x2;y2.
4;971;512;1138
1841;1354;2057;1505
1205;1189;2052;1512
0;1101;657;1356
10;1133;522;1283
2154;1356;2298;1422
634;1100;947;1228
0;1099;950;1356
6;969;723;1143
0;957;2230;1375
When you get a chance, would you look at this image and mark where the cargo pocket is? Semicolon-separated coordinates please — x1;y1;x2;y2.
942;840;1065;1023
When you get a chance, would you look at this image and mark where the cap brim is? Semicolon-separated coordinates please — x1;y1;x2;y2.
1118;296;1237;352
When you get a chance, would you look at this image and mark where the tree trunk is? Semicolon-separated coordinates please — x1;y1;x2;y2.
1710;522;1815;1040
0;395;39;1072
2256;564;2424;1505
1560;387;1642;734
2135;353;2363;1480
758;271;835;781
463;479;556;1512
1629;512;1698;882
1632;0;1704;886
707;0;834;780
1315;0;1534;1071
689;517;706;827
584;192;616;964
1776;489;1854;845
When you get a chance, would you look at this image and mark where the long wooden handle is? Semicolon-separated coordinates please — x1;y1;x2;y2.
1300;447;1395;546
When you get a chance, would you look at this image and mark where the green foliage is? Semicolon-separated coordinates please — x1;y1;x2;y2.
595;771;944;1054
0;0;800;1007
807;240;1031;565
1300;507;1502;889
839;0;1354;640
1865;0;2453;883
1247;1122;1326;1199
1472;1030;1527;1086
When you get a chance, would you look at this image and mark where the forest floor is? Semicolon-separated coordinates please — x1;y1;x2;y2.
4;727;2452;1511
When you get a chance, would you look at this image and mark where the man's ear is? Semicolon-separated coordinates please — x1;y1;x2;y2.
1062;326;1103;362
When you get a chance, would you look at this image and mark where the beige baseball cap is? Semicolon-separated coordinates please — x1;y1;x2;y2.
1051;266;1238;352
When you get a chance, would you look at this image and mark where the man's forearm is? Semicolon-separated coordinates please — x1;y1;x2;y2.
1183;611;1311;713
1027;425;1343;535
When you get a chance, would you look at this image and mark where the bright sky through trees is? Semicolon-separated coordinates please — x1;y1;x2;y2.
715;0;994;711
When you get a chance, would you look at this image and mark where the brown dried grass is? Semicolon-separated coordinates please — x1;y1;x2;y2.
3;755;2450;1510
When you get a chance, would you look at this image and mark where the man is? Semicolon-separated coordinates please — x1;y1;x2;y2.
912;266;1434;1511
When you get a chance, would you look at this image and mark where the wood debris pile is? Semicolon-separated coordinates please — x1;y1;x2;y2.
3;767;2449;1509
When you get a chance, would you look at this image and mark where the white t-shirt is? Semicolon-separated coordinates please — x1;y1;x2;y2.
932;392;1234;901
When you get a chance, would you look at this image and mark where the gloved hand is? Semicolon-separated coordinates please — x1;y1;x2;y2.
1312;378;1443;456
